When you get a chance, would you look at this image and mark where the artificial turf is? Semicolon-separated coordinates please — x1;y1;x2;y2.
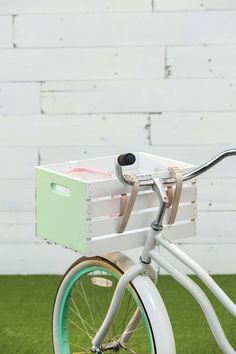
0;274;235;354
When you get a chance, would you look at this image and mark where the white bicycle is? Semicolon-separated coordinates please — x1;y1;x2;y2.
36;150;236;354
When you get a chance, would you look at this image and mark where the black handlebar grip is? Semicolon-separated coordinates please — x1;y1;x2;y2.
118;153;136;166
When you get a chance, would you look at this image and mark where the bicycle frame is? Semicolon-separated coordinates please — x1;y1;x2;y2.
92;149;236;354
92;230;236;354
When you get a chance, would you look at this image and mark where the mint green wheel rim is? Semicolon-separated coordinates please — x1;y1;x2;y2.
58;265;154;354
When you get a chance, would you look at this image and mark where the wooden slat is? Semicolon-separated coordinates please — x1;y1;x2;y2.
14;12;236;47
0;224;38;243
87;229;149;255
0;243;79;274
0;0;152;14
167;45;236;79
0;16;12;48
0;83;40;115
90;185;197;218
198;178;236;211
159;243;236;275
0;180;34;211
0;211;35;243
151;112;236;145
41;79;236;114
164;211;236;243
0;47;164;81
155;0;236;11
0;115;148;146
196;211;236;240
89;204;196;237
180;237;236;244
0;148;38;179
87;221;195;255
0;211;34;224
88;174;194;200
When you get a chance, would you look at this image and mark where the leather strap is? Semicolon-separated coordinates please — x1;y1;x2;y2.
166;186;174;208
119;194;128;217
118;174;139;233
167;166;183;224
118;166;182;232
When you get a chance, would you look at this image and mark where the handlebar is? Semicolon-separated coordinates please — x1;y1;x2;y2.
116;149;236;185
182;148;236;181
116;149;236;232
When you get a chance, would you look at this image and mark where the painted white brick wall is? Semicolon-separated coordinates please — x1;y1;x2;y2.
0;1;235;274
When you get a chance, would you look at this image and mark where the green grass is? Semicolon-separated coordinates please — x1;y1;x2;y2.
157;275;236;354
0;274;235;354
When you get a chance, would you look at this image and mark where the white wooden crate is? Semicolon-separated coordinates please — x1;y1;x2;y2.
35;152;197;255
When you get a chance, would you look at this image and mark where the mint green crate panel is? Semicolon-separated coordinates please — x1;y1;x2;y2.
36;168;87;253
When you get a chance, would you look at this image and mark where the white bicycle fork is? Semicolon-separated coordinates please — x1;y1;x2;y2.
92;229;236;354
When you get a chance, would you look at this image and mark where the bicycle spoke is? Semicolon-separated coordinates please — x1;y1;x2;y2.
69;305;96;335
120;324;145;337
70;299;94;339
70;341;89;351
104;306;137;347
122;344;137;354
121;293;132;334
68;318;93;340
79;281;96;328
108;302;137;341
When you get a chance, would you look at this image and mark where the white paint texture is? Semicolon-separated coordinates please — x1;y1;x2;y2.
0;1;235;274
0;0;152;14
14;12;236;47
0;16;12;47
41;80;236;113
167;45;236;79
155;0;236;11
0;48;165;81
0;83;40;114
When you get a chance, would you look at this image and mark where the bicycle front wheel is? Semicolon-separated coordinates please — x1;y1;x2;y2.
52;256;156;354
